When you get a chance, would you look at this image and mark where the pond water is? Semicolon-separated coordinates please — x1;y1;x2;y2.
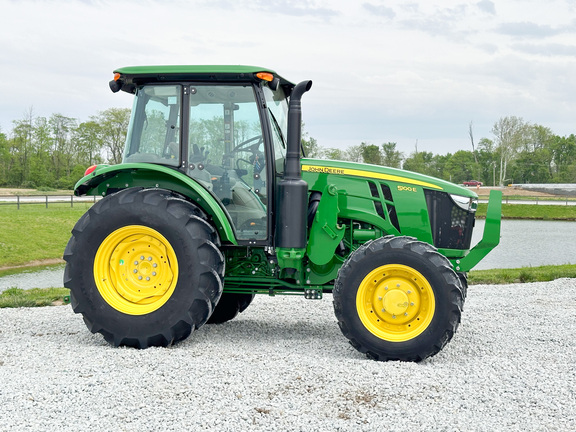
0;265;65;294
1;219;575;292
471;219;576;270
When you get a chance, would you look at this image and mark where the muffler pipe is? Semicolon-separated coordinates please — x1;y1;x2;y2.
276;80;313;250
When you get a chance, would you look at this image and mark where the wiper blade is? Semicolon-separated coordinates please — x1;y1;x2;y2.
267;108;286;148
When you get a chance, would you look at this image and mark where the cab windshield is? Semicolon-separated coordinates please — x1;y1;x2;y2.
262;84;289;174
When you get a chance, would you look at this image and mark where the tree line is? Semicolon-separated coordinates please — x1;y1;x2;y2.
0;108;130;189
303;117;576;185
1;110;574;190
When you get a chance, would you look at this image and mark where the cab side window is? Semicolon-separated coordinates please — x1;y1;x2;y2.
187;85;267;240
123;85;181;166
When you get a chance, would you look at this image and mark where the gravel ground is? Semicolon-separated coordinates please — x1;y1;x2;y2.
1;280;575;432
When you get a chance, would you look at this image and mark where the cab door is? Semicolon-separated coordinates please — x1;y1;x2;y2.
185;84;270;242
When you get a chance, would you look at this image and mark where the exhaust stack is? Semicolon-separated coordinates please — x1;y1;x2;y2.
275;80;313;250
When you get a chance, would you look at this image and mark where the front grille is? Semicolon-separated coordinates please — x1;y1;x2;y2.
424;190;475;250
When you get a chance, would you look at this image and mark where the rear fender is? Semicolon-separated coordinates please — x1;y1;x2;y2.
74;163;238;245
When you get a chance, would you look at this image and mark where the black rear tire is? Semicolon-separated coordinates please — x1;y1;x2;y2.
63;188;224;348
333;236;464;362
207;293;255;324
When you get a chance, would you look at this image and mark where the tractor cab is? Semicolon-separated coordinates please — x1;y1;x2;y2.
118;67;293;242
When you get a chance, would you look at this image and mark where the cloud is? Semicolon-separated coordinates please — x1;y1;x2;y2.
497;22;562;38
205;0;338;19
395;3;473;40
513;42;576;57
2;0;576;153
476;0;496;15
261;0;339;18
362;3;396;19
476;43;499;54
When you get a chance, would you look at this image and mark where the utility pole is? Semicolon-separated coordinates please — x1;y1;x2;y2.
469;121;478;164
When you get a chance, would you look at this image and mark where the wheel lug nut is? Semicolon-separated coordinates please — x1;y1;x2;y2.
140;256;145;260
152;272;156;276
146;277;150;281
148;257;152;261
410;302;415;306
134;261;139;266
378;296;382;301
407;290;411;294
404;313;408;316
138;276;142;280
396;284;400;287
133;269;138;274
153;263;157;268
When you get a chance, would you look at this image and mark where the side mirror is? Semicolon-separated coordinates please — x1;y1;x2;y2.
269;77;280;91
109;79;122;93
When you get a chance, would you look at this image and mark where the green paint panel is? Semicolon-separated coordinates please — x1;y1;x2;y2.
301;158;476;197
306;185;346;266
115;65;275;75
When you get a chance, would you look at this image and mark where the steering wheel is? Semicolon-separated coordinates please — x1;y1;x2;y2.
231;136;263;155
236;157;253;172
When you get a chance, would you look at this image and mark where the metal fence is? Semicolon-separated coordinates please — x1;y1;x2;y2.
0;195;100;209
2;194;576;209
478;196;576;206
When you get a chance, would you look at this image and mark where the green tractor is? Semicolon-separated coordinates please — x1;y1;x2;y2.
64;65;502;361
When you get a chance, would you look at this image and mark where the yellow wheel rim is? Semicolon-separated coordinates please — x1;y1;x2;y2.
94;225;179;315
356;264;435;342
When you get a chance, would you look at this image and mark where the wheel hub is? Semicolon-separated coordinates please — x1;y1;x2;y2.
382;288;409;316
356;264;435;341
110;235;174;304
94;225;179;315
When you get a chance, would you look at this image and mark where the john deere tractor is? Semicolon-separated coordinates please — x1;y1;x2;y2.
64;65;501;361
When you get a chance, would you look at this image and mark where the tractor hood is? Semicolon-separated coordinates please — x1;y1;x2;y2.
301;158;477;198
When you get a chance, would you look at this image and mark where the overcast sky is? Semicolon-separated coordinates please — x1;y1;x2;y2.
1;0;575;156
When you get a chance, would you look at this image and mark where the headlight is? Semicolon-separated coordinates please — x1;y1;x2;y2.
450;194;477;212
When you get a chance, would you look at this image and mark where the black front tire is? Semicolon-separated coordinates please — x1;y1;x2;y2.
333;236;464;362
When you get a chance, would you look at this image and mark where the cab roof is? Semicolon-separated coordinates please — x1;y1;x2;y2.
112;65;295;93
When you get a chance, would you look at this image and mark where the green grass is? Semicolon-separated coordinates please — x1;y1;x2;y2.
477;203;576;220
469;264;576;285
0;287;70;308
0;204;91;268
